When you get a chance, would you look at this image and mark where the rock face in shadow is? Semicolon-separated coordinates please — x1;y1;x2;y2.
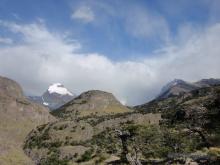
0;76;55;165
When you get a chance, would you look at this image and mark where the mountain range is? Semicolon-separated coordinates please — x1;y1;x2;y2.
0;76;220;164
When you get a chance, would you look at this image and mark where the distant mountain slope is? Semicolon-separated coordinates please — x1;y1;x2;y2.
195;78;220;87
0;76;55;165
28;83;76;110
135;83;220;117
157;78;220;99
52;90;132;119
157;79;197;99
134;78;220;113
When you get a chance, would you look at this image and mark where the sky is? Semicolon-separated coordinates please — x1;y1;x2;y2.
0;0;220;105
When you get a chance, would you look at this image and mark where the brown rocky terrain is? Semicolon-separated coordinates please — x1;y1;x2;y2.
0;76;55;165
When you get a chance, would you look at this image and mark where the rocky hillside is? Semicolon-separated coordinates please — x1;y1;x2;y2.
157;78;220;99
136;84;220;135
52;90;132;119
24;89;163;164
0;76;55;165
23;82;220;164
28;83;76;110
134;85;220;163
24;112;161;164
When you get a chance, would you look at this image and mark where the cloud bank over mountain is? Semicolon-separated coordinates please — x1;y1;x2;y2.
0;19;220;105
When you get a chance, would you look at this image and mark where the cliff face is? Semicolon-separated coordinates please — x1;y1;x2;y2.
0;76;55;165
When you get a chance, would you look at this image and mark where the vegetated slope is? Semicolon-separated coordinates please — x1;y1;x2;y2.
24;90;162;164
24;112;161;164
134;85;220;163
28;83;76;110
148;85;220;140
24;85;220;164
52;90;132;119
0;76;55;165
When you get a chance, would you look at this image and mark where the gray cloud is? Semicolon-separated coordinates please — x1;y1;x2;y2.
0;20;220;105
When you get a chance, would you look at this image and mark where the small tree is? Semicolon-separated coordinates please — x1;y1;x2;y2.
115;129;142;165
115;129;130;162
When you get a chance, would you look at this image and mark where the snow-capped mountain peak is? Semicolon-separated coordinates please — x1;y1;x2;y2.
28;83;76;110
48;83;73;96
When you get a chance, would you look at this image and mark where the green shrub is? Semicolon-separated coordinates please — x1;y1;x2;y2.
77;148;94;162
95;155;106;164
41;153;69;165
59;124;68;130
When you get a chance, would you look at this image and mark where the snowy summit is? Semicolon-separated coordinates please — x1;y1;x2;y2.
48;83;73;96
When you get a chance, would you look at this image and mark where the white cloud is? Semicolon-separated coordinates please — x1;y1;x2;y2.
0;37;13;44
71;6;94;23
0;21;220;105
69;2;170;42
